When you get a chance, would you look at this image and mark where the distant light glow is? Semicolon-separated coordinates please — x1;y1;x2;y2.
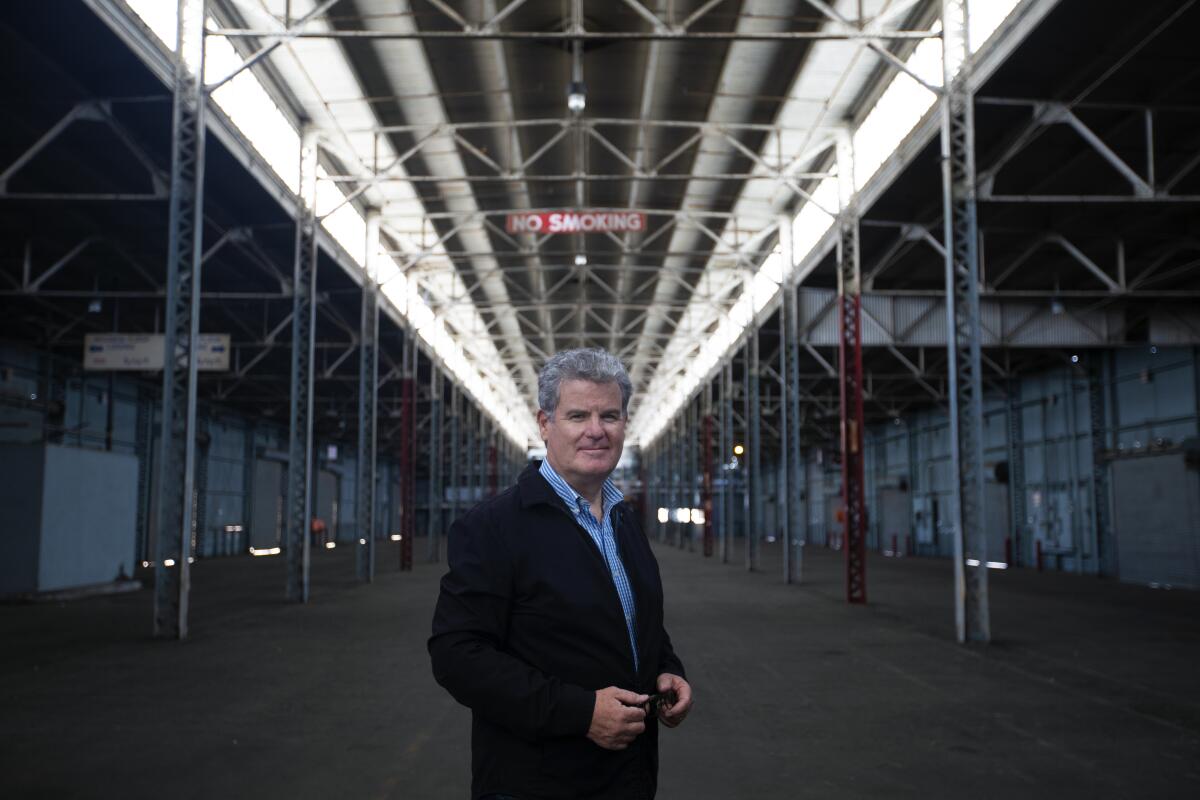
733;444;744;456
324;541;337;550
249;547;281;557
965;559;1009;570
163;558;176;567
390;534;403;541
691;508;705;526
657;507;670;524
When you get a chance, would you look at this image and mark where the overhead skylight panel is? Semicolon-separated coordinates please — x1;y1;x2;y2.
123;0;536;445
631;0;1025;447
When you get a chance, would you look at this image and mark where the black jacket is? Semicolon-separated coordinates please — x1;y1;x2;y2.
429;462;686;799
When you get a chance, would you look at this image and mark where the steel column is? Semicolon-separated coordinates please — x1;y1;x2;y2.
1006;380;1027;567
153;0;207;639
660;421;670;543
721;360;733;564
193;415;210;557
678;412;688;548
676;419;686;544
355;211;380;582
241;421;256;555
427;366;443;562
746;333;762;572
662;437;670;544
741;347;751;564
285;125;319;603
399;337;415;571
779;211;797;583
837;131;867;604
1088;359;1112;576
785;268;804;584
685;398;697;551
655;442;665;543
135;386;154;562
448;383;461;526
465;401;477;509
942;0;990;642
487;421;498;497
702;382;715;558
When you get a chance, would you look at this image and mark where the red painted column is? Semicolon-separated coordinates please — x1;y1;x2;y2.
840;287;868;603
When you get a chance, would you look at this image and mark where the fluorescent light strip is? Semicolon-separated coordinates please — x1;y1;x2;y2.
124;0;534;446
633;1;1021;447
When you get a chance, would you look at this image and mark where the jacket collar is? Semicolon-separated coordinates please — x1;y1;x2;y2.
517;460;565;510
518;460;625;516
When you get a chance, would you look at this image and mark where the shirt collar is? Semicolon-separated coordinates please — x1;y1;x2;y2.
538;458;623;519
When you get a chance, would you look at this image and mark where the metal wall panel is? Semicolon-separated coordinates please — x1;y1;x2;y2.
1112;453;1200;589
251;459;284;549
202;421;248;556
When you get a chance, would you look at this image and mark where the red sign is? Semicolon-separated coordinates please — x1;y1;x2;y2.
505;211;647;235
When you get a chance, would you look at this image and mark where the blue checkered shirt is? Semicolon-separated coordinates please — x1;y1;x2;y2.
538;459;639;671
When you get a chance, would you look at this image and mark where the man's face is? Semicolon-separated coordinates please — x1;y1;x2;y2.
537;379;626;485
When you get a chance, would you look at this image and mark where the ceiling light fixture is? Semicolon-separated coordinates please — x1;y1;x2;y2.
567;80;586;114
574;253;587;266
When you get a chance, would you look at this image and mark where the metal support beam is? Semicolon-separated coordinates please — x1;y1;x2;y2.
1006;380;1027;567
781;215;800;584
661;436;669;544
686;398;698;552
720;360;733;564
837;132;867;605
448;382;461;529
285;126;319;603
746;333;762;572
398;337;415;571
786;278;805;583
355;212;380;583
465;401;477;512
942;0;990;643
662;438;670;544
672;412;681;547
153;0;206;639
702;383;715;558
488;420;498;497
427;366;444;563
1088;358;1113;576
211;27;940;43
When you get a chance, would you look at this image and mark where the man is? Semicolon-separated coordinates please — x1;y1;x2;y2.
429;347;692;800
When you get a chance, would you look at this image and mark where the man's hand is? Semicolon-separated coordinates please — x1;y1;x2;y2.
587;687;649;750
654;673;692;728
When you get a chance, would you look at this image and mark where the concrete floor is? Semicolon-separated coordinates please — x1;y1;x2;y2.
2;538;1198;799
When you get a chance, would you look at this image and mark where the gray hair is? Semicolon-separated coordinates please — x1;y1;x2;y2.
538;348;633;417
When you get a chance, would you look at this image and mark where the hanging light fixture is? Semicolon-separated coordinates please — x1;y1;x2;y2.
567;20;585;114
567;80;586;113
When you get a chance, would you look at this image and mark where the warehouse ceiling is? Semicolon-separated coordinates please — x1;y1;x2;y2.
2;0;1198;447
198;0;942;436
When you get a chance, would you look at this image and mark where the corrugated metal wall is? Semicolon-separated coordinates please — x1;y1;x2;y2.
775;347;1200;581
0;345;400;564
